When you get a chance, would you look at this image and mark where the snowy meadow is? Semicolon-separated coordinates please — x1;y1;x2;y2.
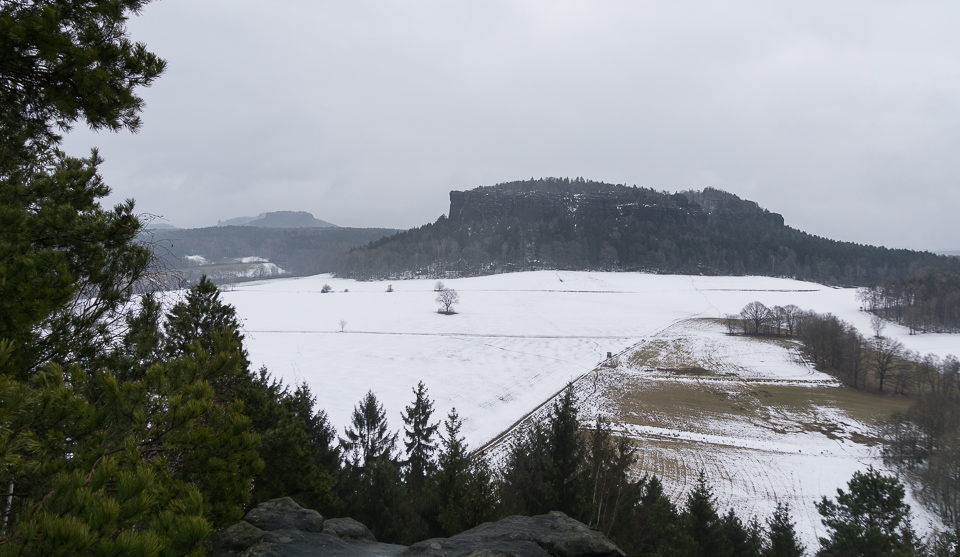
217;270;959;545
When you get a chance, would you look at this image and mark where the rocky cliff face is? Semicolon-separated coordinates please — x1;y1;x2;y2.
332;177;948;285
448;180;782;229
215;498;624;557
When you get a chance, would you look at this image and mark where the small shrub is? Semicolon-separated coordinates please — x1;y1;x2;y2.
321;284;332;293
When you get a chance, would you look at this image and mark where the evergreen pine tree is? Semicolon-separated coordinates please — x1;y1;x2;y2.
239;369;338;512
721;509;764;557
341;390;398;469
816;468;914;557
402;381;439;494
626;474;695;556
765;502;805;557
684;471;733;557
165;275;247;364
548;385;588;520
435;408;497;536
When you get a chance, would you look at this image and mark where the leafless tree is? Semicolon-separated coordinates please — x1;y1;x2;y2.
434;280;445;292
871;314;887;338
436;288;459;314
740;301;771;335
770;306;787;336
339;319;347;332
870;336;904;392
782;304;801;336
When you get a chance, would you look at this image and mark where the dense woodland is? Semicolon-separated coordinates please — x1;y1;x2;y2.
858;272;960;333
143;225;395;278
332;178;959;286
3;1;960;555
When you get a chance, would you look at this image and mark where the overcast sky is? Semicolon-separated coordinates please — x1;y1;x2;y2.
63;1;960;251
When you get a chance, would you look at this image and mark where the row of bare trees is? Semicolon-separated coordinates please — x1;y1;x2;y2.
728;302;960;527
727;301;804;336
727;302;958;395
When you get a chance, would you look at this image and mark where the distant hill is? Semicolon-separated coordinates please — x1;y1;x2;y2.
217;211;337;228
142;226;396;281
331;177;960;285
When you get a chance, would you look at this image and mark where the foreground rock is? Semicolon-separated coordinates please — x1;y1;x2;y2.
216;499;623;557
213;498;403;557
400;512;625;557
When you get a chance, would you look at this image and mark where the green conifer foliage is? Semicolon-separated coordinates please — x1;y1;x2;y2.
341;391;398;469
435;408;496;537
765;502;805;557
402;381;439;494
241;370;337;512
816;467;914;557
0;0;166;169
683;470;733;557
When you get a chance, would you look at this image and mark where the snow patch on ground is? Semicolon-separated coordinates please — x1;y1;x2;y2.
183;254;211;266
218;271;956;546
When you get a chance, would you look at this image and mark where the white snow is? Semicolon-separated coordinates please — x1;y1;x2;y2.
221;271;959;446
183;254;211;266
218;270;958;545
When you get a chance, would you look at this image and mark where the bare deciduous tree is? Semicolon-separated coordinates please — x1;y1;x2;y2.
436;288;459;315
870;336;904;393
740;301;770;334
339;319;347;332
871;314;887;338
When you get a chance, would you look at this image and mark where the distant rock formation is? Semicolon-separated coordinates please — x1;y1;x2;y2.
330;177;958;285
218;211;337;228
214;498;624;557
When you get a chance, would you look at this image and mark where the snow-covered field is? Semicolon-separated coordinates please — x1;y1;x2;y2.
578;317;940;547
218;270;959;545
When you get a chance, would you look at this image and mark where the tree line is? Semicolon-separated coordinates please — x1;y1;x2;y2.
725;301;959;395
727;301;960;533
142;225;396;281
858;271;960;334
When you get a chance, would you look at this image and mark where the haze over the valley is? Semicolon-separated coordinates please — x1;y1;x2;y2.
62;1;960;252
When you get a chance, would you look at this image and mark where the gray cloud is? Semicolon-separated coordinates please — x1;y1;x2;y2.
63;0;960;250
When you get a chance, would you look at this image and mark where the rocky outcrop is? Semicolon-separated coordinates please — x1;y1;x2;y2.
215;499;624;557
448;182;709;228
213;498;404;557
399;512;625;557
244;498;325;533
322;517;377;541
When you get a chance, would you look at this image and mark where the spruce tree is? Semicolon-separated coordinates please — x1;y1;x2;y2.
548;385;588;520
240;370;338;512
402;381;439;494
627;474;695;556
165;276;248;364
435;408;496;536
765;502;805;557
341;390;398;469
684;471;732;557
721;509;764;557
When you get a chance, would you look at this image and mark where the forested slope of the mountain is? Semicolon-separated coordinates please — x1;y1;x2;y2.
331;178;958;285
143;226;396;277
